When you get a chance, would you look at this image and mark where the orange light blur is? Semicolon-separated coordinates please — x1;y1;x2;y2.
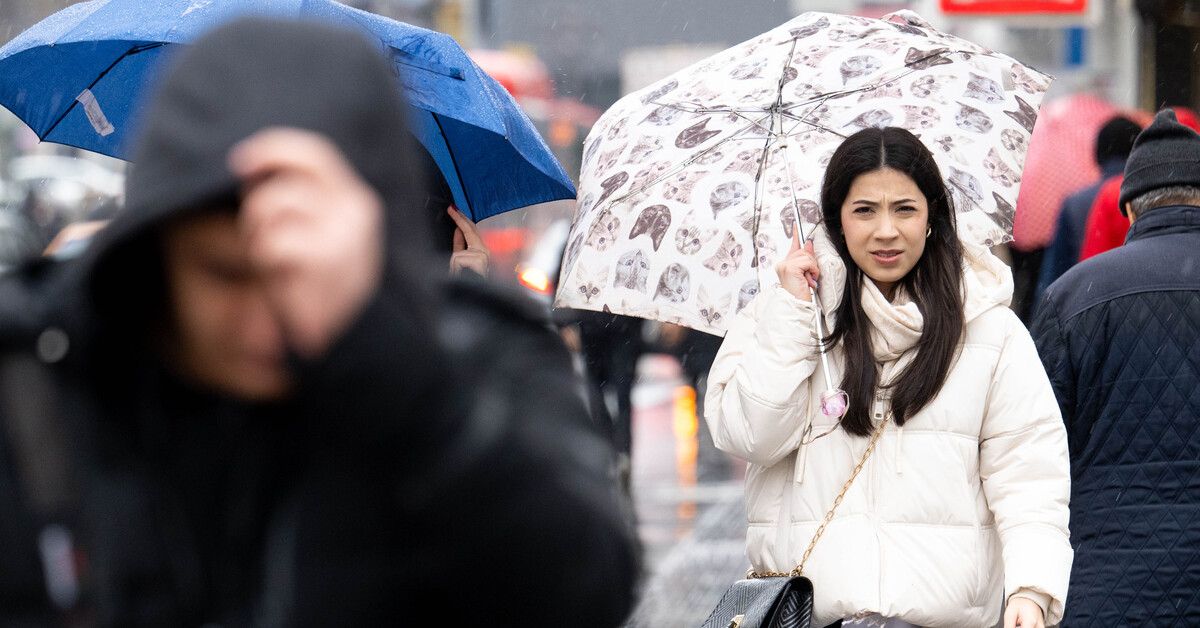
674;385;698;520
518;267;551;294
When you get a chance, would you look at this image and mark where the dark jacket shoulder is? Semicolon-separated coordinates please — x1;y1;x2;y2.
1041;205;1200;321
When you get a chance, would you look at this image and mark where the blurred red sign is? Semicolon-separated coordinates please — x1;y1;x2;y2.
940;0;1086;13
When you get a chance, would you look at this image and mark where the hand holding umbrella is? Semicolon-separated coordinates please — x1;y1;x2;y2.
775;223;820;301
775;223;847;423
447;205;491;277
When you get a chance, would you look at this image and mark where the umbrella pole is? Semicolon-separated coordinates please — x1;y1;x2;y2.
779;133;846;418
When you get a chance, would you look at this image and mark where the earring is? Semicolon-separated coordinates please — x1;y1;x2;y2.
926;226;932;238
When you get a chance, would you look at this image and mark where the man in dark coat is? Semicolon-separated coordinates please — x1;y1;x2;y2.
1031;109;1200;626
0;17;636;627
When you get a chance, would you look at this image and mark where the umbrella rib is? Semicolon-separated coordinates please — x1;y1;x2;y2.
778;128;821;242
40;42;167;142
774;38;799;110
653;102;773;119
748;131;774;269
748;34;796;271
776;110;847;138
776;65;921;139
779;65;923;118
730;110;775;136
430;112;477;218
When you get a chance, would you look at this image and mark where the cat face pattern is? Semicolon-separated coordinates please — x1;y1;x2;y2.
559;11;1050;333
675;214;719;255
703;231;744;277
662;170;708;205
628;204;672;251
654;263;691;303
614;249;650;293
574;263;609;304
697;287;732;327
584;210;621;251
710;181;750;218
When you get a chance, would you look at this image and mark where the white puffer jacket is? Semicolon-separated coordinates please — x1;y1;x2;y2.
705;232;1072;627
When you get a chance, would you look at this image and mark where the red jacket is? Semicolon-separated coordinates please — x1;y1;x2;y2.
1079;175;1130;261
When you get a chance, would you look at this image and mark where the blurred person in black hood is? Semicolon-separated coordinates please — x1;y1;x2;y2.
0;16;636;628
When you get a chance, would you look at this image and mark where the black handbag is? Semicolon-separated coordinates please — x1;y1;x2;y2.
701;576;812;628
701;414;890;628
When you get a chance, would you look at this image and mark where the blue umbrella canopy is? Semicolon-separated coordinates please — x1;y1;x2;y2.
0;0;574;221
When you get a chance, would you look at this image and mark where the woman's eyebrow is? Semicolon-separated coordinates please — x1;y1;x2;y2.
851;198;919;206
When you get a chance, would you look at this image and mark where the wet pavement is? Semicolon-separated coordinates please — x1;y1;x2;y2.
620;355;750;628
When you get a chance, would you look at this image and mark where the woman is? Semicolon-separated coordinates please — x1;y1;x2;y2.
706;127;1071;628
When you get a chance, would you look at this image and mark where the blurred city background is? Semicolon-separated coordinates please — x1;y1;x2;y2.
0;1;1192;625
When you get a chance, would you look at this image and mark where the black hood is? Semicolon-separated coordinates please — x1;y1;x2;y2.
77;16;439;343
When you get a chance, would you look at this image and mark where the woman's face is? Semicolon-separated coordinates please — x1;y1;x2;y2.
839;167;930;299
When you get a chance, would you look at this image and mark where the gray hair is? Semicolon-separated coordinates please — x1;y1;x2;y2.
1128;185;1200;215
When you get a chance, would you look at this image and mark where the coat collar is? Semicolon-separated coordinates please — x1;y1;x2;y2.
1126;204;1200;244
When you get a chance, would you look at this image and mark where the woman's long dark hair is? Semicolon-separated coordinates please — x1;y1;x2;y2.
821;127;964;436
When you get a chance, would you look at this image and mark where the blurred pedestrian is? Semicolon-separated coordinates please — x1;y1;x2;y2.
0;17;635;627
1034;116;1141;308
707;127;1071;628
1032;109;1200;625
1078;106;1200;261
567;310;644;485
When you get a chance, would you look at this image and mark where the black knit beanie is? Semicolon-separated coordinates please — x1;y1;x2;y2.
1118;109;1200;214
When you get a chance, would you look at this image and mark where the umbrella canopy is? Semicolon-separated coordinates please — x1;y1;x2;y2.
1012;94;1150;251
0;0;573;221
554;10;1051;335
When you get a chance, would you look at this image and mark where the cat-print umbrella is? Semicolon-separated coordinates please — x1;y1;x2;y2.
555;10;1051;339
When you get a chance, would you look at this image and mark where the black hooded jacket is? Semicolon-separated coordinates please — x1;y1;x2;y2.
3;17;636;628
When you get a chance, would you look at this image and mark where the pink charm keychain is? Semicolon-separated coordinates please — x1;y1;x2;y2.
820;388;848;418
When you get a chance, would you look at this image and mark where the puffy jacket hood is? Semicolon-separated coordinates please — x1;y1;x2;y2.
82;16;435;330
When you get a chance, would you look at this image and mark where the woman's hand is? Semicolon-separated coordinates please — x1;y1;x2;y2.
1004;596;1045;628
447;206;490;276
774;225;819;301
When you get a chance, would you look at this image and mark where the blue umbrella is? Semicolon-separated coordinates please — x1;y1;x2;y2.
0;0;574;221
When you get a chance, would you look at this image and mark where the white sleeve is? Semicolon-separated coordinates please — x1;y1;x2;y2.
978;314;1073;626
703;285;824;467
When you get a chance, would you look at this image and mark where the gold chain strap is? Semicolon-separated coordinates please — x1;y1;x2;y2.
748;412;891;579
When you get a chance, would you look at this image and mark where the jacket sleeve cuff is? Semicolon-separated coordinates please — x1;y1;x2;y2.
750;285;821;358
1009;588;1051;619
734;285;823;406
